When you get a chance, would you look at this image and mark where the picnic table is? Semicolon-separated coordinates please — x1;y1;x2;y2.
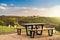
16;23;55;38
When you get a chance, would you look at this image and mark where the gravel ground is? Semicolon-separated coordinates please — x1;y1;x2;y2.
0;33;60;40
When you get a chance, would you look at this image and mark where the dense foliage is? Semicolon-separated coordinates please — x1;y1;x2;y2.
0;16;60;31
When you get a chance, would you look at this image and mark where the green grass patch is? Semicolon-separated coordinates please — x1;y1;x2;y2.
0;26;17;35
0;26;60;35
0;26;26;35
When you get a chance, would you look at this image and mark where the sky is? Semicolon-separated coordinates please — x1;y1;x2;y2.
1;0;60;17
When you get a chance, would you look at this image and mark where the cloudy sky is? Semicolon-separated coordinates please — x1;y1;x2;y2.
1;0;60;17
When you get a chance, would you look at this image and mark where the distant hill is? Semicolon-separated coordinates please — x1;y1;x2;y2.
0;16;60;31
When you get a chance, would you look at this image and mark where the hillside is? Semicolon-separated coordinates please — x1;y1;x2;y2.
0;16;60;31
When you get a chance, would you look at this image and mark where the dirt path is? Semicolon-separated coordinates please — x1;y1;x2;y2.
0;33;60;40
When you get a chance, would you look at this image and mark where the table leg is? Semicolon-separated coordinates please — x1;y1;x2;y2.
48;29;53;36
30;25;33;36
35;25;43;35
40;25;43;35
30;31;35;38
30;25;35;38
35;25;39;35
17;29;21;35
25;26;29;36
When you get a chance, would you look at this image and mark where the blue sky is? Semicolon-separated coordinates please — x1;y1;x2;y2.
1;0;60;17
1;0;60;8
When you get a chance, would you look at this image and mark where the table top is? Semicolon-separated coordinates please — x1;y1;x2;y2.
21;23;46;26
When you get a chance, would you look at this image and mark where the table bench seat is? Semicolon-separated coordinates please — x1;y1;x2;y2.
16;27;25;35
29;28;54;31
29;28;55;38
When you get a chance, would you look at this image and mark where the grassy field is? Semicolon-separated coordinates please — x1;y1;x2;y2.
0;26;26;35
0;26;60;35
0;26;16;35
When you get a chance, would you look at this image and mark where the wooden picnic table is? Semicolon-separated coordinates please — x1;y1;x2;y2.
21;23;45;36
17;23;54;38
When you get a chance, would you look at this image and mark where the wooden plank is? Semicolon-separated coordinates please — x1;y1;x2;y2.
43;28;55;30
16;27;25;29
28;28;55;31
21;23;45;26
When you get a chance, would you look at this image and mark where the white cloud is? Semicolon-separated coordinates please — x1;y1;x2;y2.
1;5;60;17
10;4;14;6
0;3;8;10
46;5;60;17
0;6;7;10
0;3;7;6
